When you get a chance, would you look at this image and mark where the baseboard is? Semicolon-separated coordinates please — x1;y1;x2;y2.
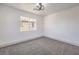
0;35;79;48
0;36;44;48
44;35;79;47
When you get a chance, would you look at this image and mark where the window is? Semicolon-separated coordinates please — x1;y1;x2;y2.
20;16;37;32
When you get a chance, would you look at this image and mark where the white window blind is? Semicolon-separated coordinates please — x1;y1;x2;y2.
20;16;37;32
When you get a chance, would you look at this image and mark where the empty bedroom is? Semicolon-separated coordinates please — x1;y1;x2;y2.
0;3;79;55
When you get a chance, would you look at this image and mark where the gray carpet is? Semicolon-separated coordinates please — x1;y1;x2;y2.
0;37;79;55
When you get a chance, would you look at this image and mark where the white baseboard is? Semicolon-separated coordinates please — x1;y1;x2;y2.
44;35;79;47
0;36;43;48
0;35;79;48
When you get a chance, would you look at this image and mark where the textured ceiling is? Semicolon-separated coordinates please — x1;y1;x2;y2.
3;3;79;16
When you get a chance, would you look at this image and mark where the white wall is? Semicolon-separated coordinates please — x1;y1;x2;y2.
44;6;79;46
0;5;43;47
0;4;79;47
